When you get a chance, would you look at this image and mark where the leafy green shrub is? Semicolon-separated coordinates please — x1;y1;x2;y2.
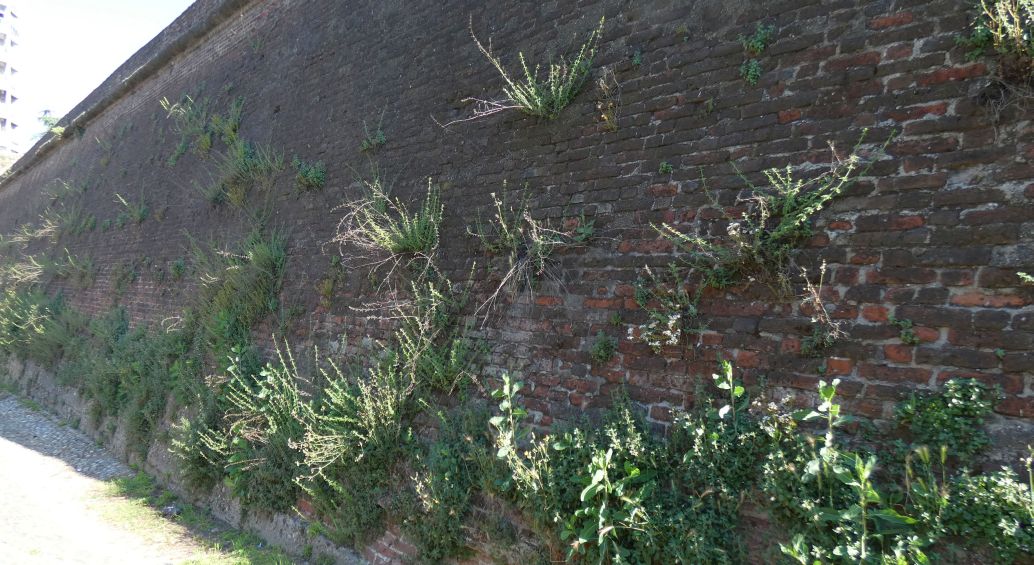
489;368;776;564
469;17;604;120
943;465;1034;562
896;378;999;462
292;157;326;191
766;379;936;563
958;0;1034;81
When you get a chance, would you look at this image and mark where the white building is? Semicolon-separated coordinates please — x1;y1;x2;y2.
0;2;21;159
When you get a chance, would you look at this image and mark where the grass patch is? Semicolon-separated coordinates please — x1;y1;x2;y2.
107;471;293;564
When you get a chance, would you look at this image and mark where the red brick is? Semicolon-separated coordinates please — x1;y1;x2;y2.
862;305;889;322
859;364;932;383
884;344;914;363
885;102;947;122
647;183;678;197
917;63;987;86
736;350;760;368
914;327;939;343
950;292;1026;308
825;51;882;71
535;295;562;306
885;42;914;60
996;397;1033;418
778;108;802;123
868;12;914;29
781;337;801;354
827;357;854;375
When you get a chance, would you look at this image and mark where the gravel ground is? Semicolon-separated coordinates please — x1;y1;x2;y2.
0;393;219;564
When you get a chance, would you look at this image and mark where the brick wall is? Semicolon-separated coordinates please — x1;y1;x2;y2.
2;0;1033;560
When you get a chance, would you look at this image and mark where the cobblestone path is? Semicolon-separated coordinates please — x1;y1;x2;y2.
0;393;223;564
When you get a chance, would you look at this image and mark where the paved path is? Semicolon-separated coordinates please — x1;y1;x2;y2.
0;393;220;564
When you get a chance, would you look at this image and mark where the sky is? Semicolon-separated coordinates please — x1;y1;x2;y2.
11;0;195;147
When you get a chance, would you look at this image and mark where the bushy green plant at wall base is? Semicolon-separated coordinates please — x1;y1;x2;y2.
958;0;1034;81
297;350;415;546
896;378;998;463
397;406;498;563
197;344;309;512
469;17;604;120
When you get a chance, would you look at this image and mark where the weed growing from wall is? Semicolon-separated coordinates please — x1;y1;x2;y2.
799;262;845;357
359;112;387;152
161;94;212;165
889;315;921;345
114;193;150;224
209;140;285;208
468;188;593;320
589;331;617;364
959;0;1034;82
450;17;604;124
739;23;775;85
595;67;619;132
658;139;875;295
331;177;443;282
292;157;326;191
